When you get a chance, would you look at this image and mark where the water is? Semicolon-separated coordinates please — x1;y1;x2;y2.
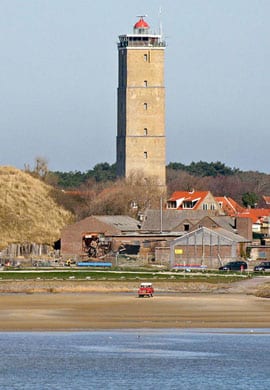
0;329;269;389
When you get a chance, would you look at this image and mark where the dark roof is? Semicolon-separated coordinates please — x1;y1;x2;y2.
214;227;250;242
141;209;219;232
93;215;140;232
200;215;235;232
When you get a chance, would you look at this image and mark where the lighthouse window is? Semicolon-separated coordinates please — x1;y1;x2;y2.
144;151;148;159
144;128;148;136
144;103;148;110
144;80;148;87
144;54;148;62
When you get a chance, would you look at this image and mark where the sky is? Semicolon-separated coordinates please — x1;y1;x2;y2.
1;0;270;173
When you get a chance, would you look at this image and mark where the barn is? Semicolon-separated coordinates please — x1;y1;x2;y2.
61;215;140;258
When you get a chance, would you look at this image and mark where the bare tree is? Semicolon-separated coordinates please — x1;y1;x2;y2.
34;156;49;180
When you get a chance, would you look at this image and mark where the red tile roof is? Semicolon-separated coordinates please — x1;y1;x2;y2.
236;208;270;223
214;196;270;222
168;192;270;224
215;196;245;215
168;191;210;210
215;196;270;222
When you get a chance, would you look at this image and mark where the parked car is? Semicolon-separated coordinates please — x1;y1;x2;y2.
254;261;270;272
219;261;247;271
138;282;154;298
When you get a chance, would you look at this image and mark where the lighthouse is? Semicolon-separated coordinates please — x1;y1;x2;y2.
116;16;166;188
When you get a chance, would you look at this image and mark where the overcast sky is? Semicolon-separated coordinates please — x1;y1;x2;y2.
1;0;270;173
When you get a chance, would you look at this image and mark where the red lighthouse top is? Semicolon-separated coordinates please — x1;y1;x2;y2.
134;16;149;30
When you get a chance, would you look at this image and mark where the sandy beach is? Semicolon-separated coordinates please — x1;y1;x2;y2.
0;278;269;330
0;293;270;331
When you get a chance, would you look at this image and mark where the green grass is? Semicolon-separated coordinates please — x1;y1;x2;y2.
0;269;250;283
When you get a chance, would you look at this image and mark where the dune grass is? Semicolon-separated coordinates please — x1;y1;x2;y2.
0;166;74;249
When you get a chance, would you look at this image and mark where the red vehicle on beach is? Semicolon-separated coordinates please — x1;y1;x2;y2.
138;282;154;298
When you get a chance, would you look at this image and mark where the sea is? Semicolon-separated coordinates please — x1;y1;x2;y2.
0;329;269;390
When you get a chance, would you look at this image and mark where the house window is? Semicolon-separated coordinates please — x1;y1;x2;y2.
144;128;148;136
144;80;148;87
167;201;176;209
202;204;208;210
183;201;193;209
210;204;216;210
184;223;190;232
144;103;148;110
144;151;148;159
144;54;148;62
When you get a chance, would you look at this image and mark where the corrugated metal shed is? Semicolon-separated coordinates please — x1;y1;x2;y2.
169;226;251;268
171;227;248;246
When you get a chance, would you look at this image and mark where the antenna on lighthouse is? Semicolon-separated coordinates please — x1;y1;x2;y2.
159;6;163;37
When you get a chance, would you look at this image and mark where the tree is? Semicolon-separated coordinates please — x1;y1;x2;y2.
52;162;116;188
167;160;238;177
242;192;259;208
54;170;85;188
28;159;270;219
24;156;49;181
77;171;166;218
34;156;49;179
87;162;116;182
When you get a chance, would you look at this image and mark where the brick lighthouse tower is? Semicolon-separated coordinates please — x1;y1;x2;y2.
116;16;166;188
